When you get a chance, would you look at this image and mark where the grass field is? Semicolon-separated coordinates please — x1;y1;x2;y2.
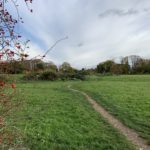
9;81;135;150
73;75;150;144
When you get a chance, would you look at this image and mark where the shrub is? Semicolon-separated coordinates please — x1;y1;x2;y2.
36;63;45;71
59;72;85;81
0;75;9;82
39;71;58;81
71;72;85;80
23;72;40;80
23;71;85;81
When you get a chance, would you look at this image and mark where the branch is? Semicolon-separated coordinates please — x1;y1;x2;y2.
31;36;68;60
42;36;68;58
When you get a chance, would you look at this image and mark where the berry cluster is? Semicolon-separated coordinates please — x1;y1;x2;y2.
0;0;32;61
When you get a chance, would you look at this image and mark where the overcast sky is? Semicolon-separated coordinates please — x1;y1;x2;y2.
17;0;150;68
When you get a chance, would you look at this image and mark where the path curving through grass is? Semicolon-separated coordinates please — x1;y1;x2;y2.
68;85;150;150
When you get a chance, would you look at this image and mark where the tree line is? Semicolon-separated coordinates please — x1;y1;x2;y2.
96;55;150;74
0;55;150;80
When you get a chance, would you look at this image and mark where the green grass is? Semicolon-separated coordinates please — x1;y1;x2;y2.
73;75;150;144
9;81;134;150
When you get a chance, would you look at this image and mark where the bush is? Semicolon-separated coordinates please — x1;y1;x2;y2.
23;72;40;80
59;72;85;81
23;71;85;81
0;74;9;82
39;71;58;81
36;63;45;70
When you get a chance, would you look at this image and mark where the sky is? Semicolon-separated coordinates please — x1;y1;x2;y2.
15;0;150;68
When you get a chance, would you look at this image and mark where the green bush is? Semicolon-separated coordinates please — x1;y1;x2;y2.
0;74;9;82
22;71;85;81
39;71;58;81
59;72;85;81
23;72;40;80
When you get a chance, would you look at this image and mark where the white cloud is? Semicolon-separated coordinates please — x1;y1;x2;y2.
16;0;150;68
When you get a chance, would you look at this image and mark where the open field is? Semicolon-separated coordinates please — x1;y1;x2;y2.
73;75;150;144
5;75;150;149
9;81;134;150
1;0;150;149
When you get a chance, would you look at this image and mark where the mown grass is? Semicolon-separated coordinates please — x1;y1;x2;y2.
73;75;150;144
9;81;134;150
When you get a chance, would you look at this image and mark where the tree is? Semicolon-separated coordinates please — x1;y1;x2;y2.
132;58;150;74
97;60;115;74
9;61;24;74
36;62;45;71
111;64;123;74
59;62;75;74
120;56;130;74
0;0;32;148
127;55;141;73
0;0;32;62
45;61;58;72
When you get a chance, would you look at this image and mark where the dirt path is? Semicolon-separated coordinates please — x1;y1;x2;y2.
68;86;150;150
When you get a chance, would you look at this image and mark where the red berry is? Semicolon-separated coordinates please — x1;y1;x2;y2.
11;83;16;89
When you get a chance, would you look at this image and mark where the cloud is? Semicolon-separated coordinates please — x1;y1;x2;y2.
143;8;150;12
14;0;150;68
99;9;139;18
77;42;84;47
